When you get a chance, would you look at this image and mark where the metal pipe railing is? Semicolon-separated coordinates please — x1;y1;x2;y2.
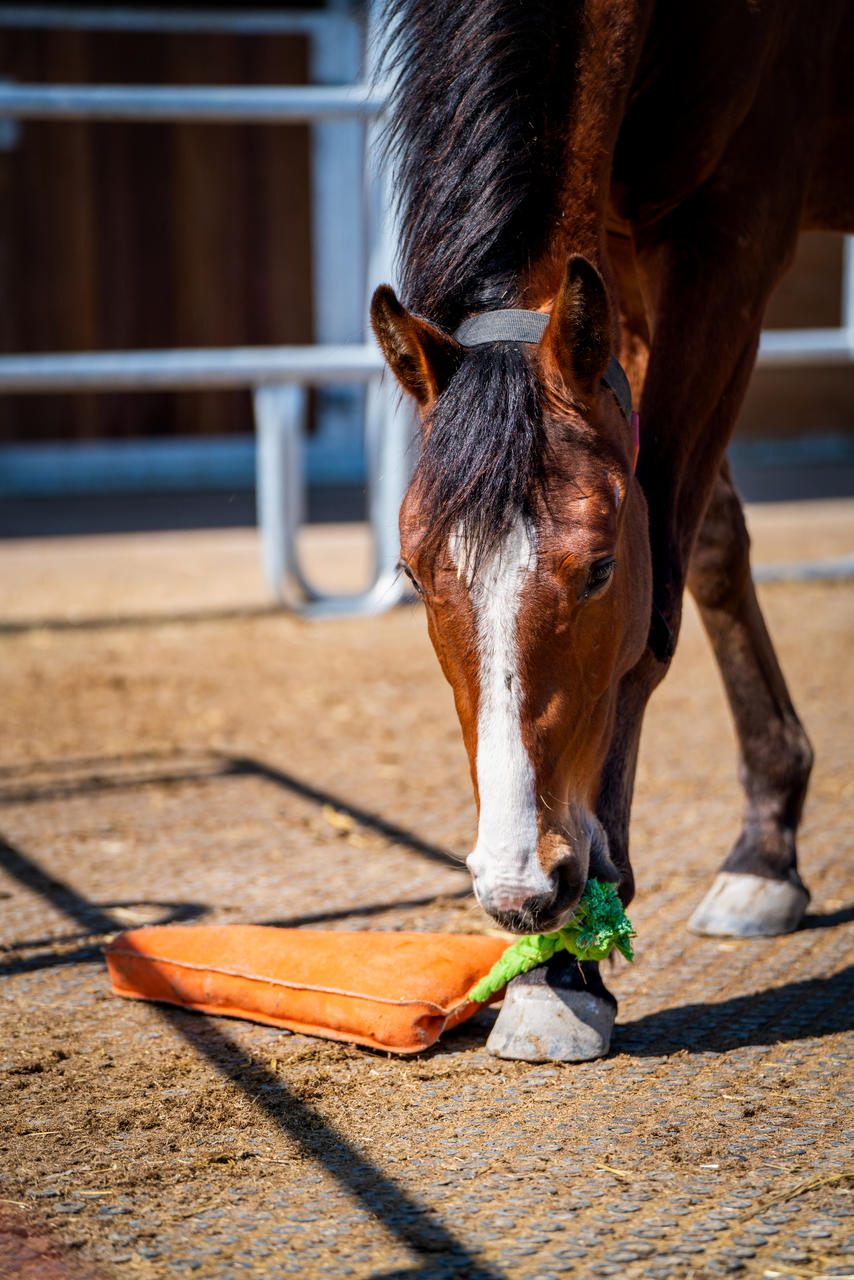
0;346;384;393
757;327;854;365
1;319;851;391
758;234;854;366
0;6;357;36
0;5;409;619
0;83;387;124
1;76;852;367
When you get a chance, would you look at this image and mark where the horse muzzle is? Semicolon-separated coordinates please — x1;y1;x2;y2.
466;808;615;935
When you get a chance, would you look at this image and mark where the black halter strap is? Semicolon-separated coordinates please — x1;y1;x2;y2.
453;308;633;426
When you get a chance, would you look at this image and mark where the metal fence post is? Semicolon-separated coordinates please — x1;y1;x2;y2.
364;371;413;591
254;384;310;604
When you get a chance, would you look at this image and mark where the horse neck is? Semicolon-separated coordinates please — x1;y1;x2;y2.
523;0;654;306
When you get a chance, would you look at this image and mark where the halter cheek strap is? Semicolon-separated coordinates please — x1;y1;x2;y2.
453;308;639;471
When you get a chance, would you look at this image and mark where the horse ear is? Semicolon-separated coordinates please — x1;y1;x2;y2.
370;285;461;407
544;255;612;396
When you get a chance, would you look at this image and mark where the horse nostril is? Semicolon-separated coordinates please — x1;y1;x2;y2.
553;856;588;910
481;887;559;934
499;909;536;934
526;890;556;916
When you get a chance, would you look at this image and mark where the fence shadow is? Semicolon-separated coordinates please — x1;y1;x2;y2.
228;756;464;870
2;826;503;1277
160;1006;504;1280
0;821;468;979
0;749;464;871
259;886;473;929
0;833;211;975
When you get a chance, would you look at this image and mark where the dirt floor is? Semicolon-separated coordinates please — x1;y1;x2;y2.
1;500;853;1280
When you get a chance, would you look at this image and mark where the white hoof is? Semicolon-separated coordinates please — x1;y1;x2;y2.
486;969;615;1062
687;871;809;938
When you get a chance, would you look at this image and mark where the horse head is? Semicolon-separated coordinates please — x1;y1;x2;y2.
372;255;652;934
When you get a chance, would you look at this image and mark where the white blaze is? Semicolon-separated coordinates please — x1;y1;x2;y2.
454;518;551;910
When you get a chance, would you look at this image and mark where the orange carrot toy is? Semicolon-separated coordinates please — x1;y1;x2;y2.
105;926;510;1054
104;882;633;1054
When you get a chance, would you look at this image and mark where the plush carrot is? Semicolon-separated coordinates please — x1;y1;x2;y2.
104;882;634;1055
105;926;511;1054
467;879;635;1003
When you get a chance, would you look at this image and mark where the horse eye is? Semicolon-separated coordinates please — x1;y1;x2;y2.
399;562;425;599
580;557;616;600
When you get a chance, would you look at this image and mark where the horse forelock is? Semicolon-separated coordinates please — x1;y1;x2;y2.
409;343;618;576
410;343;550;575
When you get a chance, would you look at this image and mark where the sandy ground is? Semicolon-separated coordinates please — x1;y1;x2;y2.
1;500;853;1280
1;498;852;626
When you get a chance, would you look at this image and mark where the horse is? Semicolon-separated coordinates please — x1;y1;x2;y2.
370;0;854;1058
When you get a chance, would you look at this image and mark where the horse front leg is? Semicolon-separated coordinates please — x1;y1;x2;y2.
685;461;813;935
597;171;814;934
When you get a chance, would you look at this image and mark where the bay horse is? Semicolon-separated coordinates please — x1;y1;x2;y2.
370;0;854;1057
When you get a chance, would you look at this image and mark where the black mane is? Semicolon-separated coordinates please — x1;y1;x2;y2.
380;0;574;563
382;0;574;331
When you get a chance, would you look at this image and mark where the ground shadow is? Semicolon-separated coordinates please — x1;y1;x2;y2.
0;770;236;806
160;1005;506;1280
0;750;464;870
259;886;473;930
0;834;209;976
4;828;504;1278
0;604;283;637
615;963;854;1057
1;834;137;934
0;750;205;778
801;903;854;930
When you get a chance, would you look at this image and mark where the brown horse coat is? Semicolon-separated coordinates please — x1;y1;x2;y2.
371;0;851;941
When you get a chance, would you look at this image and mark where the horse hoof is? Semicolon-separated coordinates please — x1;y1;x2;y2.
687;871;809;937
485;966;615;1062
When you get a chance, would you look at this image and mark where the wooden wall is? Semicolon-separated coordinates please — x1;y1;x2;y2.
0;22;314;441
0;21;850;447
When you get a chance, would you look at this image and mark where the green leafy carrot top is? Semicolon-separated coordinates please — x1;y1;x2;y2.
468;879;635;1004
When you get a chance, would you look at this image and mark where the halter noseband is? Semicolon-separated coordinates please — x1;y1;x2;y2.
453;308;638;466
